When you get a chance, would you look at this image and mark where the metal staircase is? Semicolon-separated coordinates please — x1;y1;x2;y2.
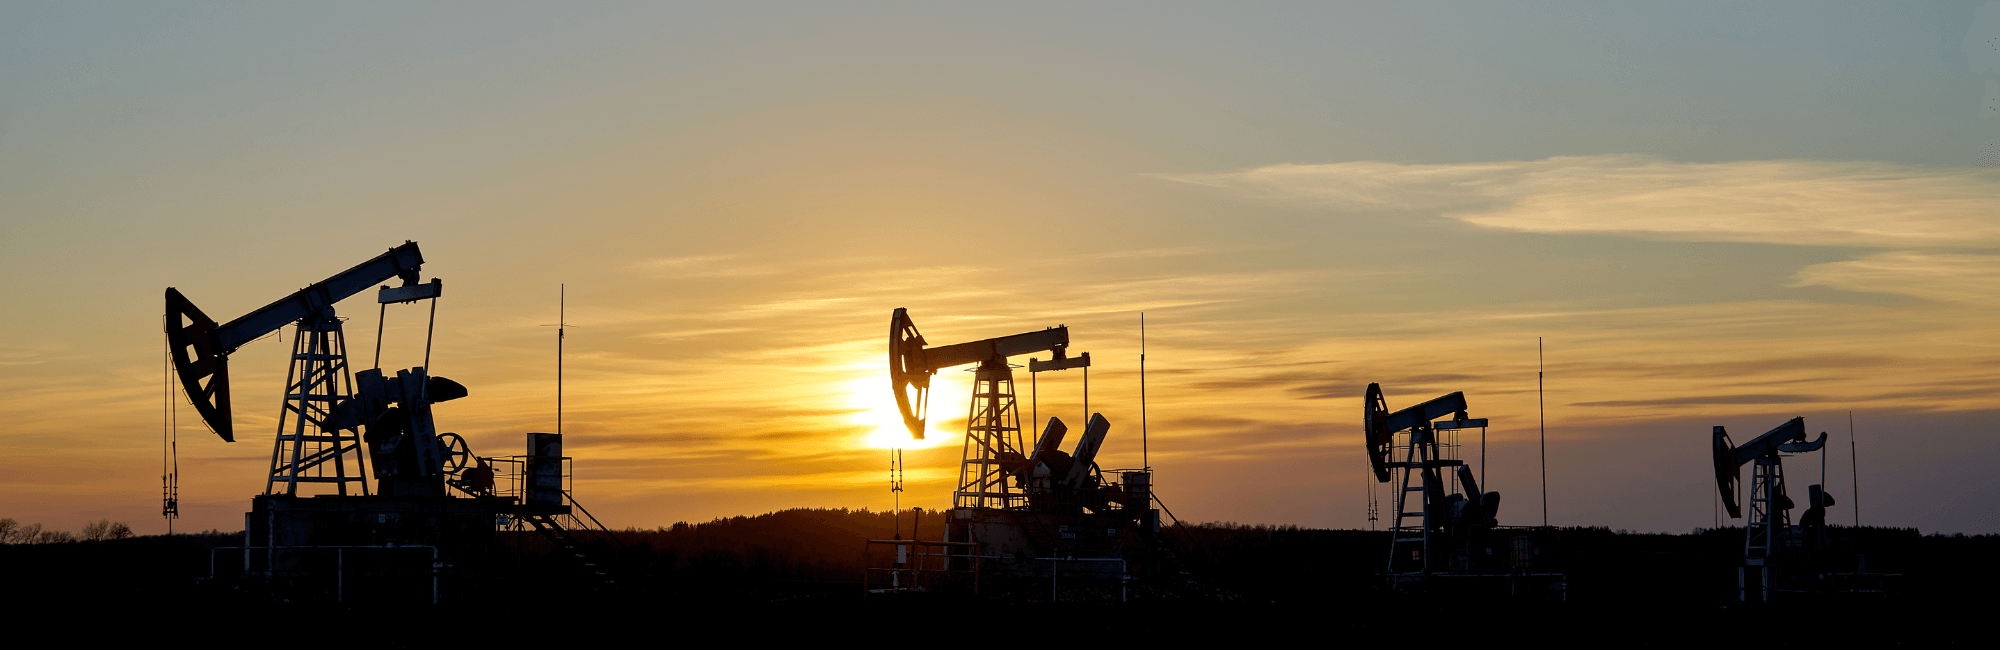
521;510;612;586
484;449;623;588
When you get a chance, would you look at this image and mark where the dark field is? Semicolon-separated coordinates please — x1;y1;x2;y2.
3;509;1990;644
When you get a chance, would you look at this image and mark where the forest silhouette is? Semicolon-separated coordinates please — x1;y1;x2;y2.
3;507;1993;641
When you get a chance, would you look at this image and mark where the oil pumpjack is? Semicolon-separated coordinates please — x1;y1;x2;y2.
1364;383;1562;594
165;241;613;602
886;308;1159;582
1712;416;1834;602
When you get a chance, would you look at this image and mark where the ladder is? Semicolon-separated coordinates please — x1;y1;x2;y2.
1387;426;1464;578
1388;429;1434;577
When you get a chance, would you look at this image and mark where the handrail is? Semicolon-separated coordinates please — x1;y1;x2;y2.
1151;491;1207;559
561;489;626;550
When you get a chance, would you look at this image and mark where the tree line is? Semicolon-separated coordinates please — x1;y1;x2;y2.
0;518;134;544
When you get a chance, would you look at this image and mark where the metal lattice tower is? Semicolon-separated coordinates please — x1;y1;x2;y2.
1741;456;1787;601
954;360;1025;510
265;316;370;496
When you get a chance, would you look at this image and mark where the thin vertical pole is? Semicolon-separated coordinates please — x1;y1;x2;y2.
164;331;178;535
1849;411;1859;526
164;332;169;529
1365;452;1376;530
1141;313;1148;470
558;284;564;437
890;447;904;537
419;294;438;415
374;302;386;369
1539;337;1547;527
423;294;438;374
1820;421;1828;496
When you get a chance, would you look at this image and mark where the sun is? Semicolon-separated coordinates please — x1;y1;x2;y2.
848;376;944;449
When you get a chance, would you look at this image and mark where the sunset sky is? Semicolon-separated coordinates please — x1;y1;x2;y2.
4;2;1997;536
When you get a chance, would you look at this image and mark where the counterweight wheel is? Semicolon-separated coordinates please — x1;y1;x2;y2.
438;432;472;474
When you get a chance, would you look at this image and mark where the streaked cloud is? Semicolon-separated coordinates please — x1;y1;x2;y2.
1156;156;2000;247
0;342;67;368
1571;394;1820;408
633;255;785;278
1793;252;2000;306
1062;246;1219;262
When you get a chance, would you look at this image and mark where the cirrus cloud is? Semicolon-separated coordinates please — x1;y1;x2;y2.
1792;252;2000;306
1155;155;2000;247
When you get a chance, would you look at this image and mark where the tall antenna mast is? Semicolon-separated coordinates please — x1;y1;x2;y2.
1140;312;1148;470
558;284;565;436
1539;337;1547;527
541;285;571;435
1849;411;1859;526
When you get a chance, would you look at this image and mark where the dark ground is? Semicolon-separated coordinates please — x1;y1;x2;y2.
3;510;1990;644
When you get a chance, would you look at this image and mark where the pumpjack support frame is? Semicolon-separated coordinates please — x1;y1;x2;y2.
1711;417;1831;602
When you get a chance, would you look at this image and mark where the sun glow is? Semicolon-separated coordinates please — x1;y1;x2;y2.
849;377;945;449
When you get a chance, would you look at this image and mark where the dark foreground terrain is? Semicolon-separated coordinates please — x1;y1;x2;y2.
3;509;1991;644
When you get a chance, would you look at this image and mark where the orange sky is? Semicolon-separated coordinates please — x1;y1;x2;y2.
3;3;1997;536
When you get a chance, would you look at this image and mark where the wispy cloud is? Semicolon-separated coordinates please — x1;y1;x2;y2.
1792;252;2000;306
1060;246;1221;262
632;255;785;278
1571;394;1820;408
1155;156;2000;247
